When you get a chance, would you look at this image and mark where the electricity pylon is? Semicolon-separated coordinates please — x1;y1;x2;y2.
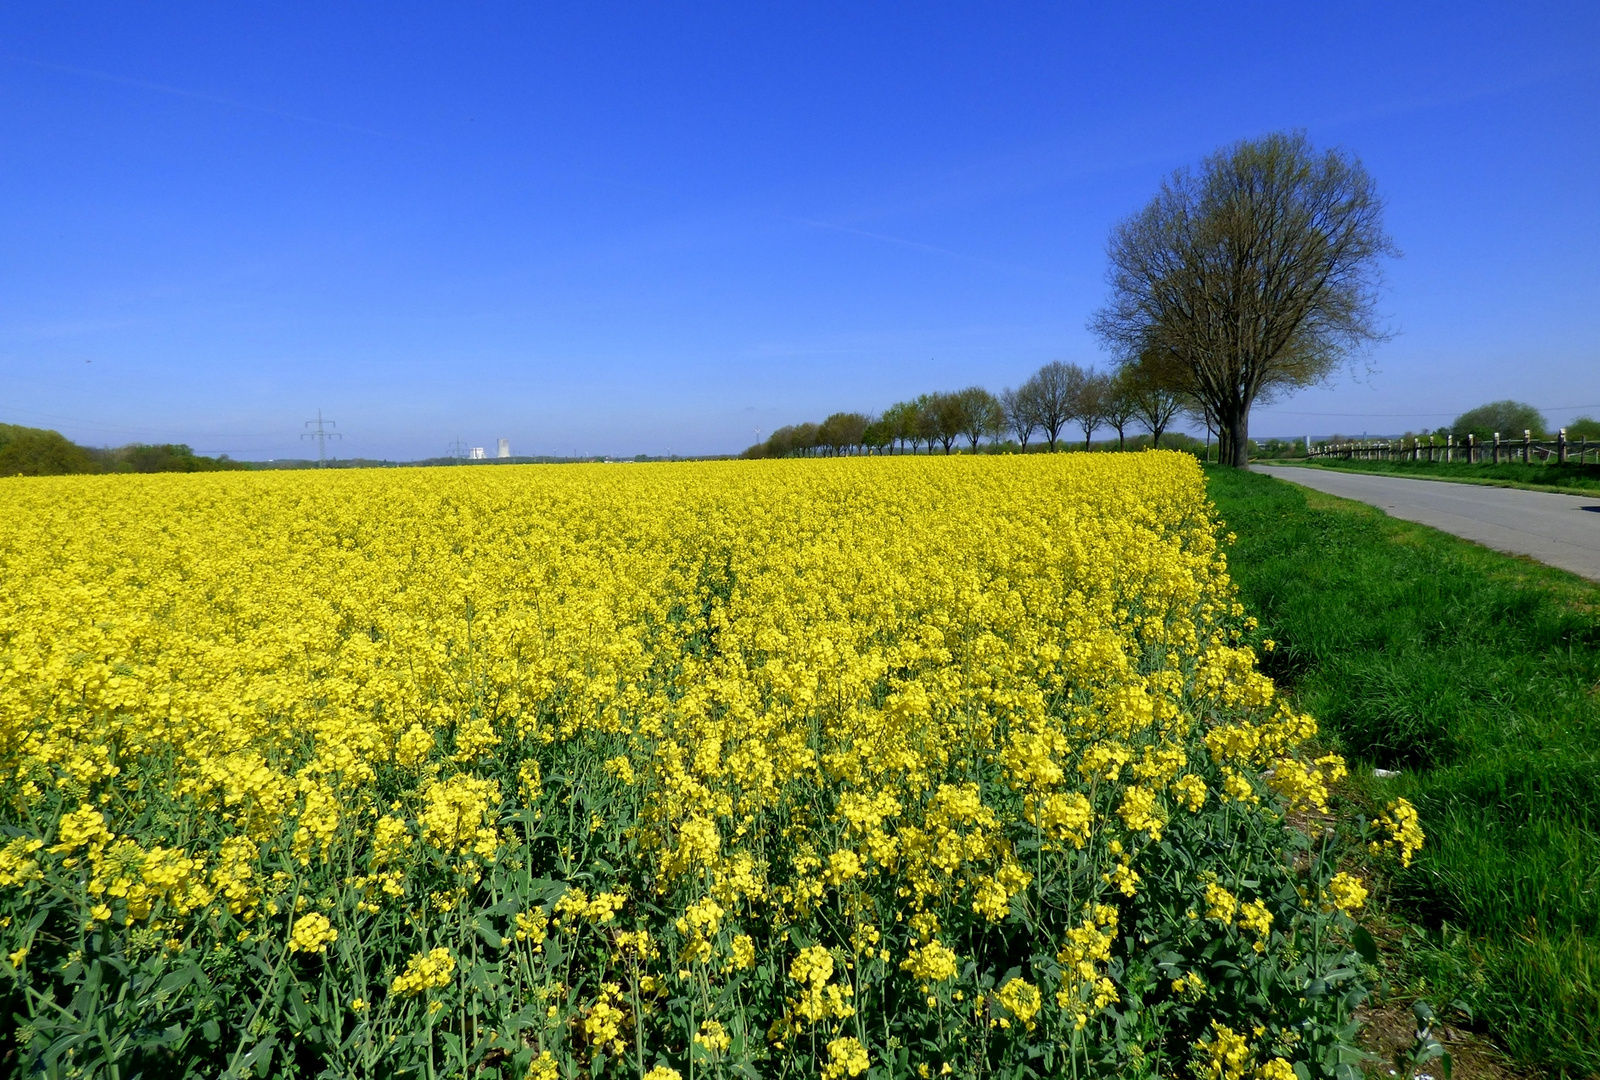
302;410;341;466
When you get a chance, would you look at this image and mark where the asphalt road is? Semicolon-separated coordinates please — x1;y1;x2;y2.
1252;465;1600;583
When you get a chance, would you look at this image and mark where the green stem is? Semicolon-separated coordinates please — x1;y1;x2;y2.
224;881;301;1080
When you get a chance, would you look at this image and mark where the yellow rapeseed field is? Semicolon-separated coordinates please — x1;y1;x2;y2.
0;453;1418;1079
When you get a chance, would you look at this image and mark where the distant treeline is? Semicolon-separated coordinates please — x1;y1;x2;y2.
1308;403;1600;450
0;424;247;477
744;374;1600;464
1420;401;1600;443
743;360;1188;458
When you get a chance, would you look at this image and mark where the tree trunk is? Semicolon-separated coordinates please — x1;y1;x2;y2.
1222;411;1250;467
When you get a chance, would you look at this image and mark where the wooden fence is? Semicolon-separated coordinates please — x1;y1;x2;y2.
1308;429;1600;466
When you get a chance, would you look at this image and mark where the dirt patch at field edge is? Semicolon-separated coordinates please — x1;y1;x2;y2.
1357;999;1528;1079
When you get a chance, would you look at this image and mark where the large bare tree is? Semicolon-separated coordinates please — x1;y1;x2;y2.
926;392;964;454
1072;368;1109;451
1102;367;1141;450
1090;132;1395;466
999;385;1040;451
1120;352;1183;447
879;401;916;454
1023;361;1079;452
955;386;1004;451
911;396;937;454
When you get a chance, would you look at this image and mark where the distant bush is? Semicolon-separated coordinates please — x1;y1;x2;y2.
1451;400;1548;440
0;425;99;476
1567;416;1600;440
1248;438;1306;461
0;425;246;476
91;443;248;473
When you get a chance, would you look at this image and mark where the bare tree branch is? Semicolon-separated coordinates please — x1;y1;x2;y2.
1090;132;1396;466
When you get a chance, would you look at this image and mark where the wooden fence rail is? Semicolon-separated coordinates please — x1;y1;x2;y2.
1308;429;1600;466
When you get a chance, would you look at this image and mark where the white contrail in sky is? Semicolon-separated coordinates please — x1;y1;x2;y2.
2;52;404;140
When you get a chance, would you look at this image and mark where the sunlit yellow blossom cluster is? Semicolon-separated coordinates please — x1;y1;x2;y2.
390;946;456;996
289;911;338;954
1371;798;1426;867
0;453;1409;1077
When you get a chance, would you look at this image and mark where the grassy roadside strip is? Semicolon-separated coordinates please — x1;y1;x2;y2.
1268;457;1600;496
1207;465;1600;1078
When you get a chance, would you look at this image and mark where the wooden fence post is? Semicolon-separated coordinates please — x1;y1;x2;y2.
1466;433;1475;463
1524;429;1532;464
1493;432;1500;464
1558;428;1567;464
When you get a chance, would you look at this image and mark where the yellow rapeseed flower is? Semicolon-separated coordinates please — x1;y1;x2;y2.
0;452;1375;1076
390;948;455;996
287;912;338;954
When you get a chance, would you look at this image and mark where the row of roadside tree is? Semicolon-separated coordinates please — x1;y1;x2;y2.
742;358;1187;458
749;131;1401;466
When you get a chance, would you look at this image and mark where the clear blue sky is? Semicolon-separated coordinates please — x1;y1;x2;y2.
2;3;1596;459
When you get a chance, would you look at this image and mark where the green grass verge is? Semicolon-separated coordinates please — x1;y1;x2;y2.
1207;465;1600;1077
1277;456;1600;495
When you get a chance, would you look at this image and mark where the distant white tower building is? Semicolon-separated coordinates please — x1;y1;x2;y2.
497;438;510;459
469;446;485;460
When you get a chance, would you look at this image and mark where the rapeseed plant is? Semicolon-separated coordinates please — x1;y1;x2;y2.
0;453;1413;1077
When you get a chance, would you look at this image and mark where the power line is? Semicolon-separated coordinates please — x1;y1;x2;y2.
1263;402;1600;418
301;410;341;466
0;406;280;437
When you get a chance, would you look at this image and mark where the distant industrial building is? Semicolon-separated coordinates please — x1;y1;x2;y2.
469;447;485;460
498;438;510;458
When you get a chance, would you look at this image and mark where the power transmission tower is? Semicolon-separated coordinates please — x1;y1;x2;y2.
446;437;468;461
302;410;341;466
